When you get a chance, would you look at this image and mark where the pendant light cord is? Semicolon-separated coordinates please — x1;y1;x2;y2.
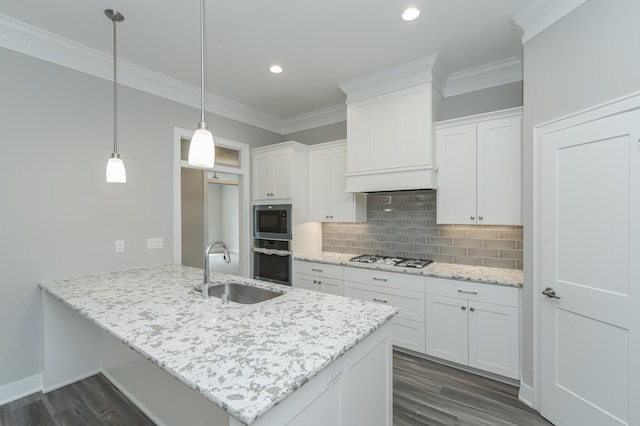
112;17;119;155
200;0;206;124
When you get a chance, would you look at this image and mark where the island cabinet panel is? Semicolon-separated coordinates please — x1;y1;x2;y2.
344;267;426;353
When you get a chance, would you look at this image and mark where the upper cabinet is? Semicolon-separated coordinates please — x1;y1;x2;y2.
436;108;522;225
308;140;367;223
339;55;445;193
251;141;309;222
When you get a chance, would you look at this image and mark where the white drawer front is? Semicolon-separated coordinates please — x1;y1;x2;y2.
344;267;426;292
426;277;518;307
344;281;425;323
295;261;344;280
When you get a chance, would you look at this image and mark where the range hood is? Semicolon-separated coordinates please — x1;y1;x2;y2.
339;54;446;193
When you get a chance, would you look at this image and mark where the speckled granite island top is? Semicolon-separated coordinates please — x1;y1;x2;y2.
39;264;397;425
295;252;523;287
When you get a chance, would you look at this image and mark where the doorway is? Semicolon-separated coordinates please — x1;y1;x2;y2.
173;127;251;277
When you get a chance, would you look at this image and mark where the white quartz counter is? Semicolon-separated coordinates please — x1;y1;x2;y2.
39;264;397;425
295;252;523;287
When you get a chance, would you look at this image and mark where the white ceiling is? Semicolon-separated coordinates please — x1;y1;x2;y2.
1;0;537;123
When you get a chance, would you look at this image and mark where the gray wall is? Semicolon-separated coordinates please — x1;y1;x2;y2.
441;82;523;120
0;47;281;389
521;0;640;390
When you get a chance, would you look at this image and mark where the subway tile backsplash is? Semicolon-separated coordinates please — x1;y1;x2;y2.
322;190;523;270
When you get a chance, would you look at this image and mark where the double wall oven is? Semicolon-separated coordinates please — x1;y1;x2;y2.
253;204;292;286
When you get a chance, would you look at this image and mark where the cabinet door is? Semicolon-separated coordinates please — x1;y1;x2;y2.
271;149;292;199
436;124;477;224
252;152;273;201
425;294;468;365
295;273;322;292
468;301;519;379
330;146;355;222
477;117;521;225
308;149;332;221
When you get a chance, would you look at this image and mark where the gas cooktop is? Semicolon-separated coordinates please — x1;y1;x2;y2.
349;254;433;269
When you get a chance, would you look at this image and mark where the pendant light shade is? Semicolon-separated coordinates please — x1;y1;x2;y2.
188;0;216;168
105;9;126;183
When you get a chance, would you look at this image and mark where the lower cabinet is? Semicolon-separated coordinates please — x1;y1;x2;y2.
343;268;426;353
294;261;344;296
425;278;519;380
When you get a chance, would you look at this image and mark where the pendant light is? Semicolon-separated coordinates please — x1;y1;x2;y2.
105;9;126;183
188;0;216;168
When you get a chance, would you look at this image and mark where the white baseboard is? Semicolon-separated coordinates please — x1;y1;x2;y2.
0;373;43;405
518;381;535;408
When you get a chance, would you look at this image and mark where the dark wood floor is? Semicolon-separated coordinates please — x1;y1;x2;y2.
394;351;553;426
1;352;553;425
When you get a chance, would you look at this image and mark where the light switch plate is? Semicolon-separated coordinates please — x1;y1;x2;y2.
115;240;125;253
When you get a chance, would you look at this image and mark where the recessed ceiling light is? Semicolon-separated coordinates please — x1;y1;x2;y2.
402;7;420;21
270;65;283;74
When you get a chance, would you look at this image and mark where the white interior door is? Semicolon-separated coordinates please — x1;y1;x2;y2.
539;108;640;426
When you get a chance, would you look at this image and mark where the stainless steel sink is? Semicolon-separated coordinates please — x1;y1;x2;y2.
208;282;283;304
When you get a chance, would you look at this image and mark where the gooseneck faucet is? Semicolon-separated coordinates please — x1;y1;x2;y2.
202;240;231;299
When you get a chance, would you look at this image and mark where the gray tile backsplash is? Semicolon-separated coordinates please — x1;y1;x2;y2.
322;190;523;270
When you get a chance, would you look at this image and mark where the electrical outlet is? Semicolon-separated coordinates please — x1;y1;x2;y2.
115;240;125;253
147;237;164;250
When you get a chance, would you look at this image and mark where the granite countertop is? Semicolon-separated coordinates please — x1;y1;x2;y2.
294;252;523;287
39;265;397;425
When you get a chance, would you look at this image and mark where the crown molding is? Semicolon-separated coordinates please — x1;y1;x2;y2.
513;0;588;44
0;13;286;134
444;56;522;98
338;53;444;104
280;104;346;135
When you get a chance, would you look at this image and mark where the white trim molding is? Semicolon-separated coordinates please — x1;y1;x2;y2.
0;373;42;406
280;104;346;135
444;57;522;98
513;0;588;44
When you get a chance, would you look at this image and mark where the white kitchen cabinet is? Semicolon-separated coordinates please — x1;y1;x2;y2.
308;141;367;223
425;277;519;379
251;141;309;223
294;261;344;296
436;108;522;225
344;267;426;353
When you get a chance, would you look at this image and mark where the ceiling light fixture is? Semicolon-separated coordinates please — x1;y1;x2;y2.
270;65;283;74
188;0;215;168
402;7;420;21
105;9;126;183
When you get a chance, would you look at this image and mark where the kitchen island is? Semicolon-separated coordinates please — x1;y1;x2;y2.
40;265;397;425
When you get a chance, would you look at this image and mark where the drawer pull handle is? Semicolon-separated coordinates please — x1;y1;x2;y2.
311;268;323;272
373;298;388;303
372;277;388;282
457;288;478;295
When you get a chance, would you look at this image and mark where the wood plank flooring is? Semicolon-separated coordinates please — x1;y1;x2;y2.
394;351;553;426
1;351;553;425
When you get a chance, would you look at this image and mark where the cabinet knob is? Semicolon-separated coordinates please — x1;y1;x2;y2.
318;281;322;285
478;216;484;220
470;215;475;220
325;215;329;219
330;215;334;219
313;280;317;284
470;306;475;312
461;305;466;311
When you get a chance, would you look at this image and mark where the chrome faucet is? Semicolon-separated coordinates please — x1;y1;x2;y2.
202;240;231;299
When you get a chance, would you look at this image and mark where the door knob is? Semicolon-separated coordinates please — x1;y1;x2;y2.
542;287;561;299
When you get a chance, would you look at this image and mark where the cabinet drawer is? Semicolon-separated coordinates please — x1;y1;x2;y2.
343;267;425;292
344;281;425;323
426;277;518;307
295;261;344;280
